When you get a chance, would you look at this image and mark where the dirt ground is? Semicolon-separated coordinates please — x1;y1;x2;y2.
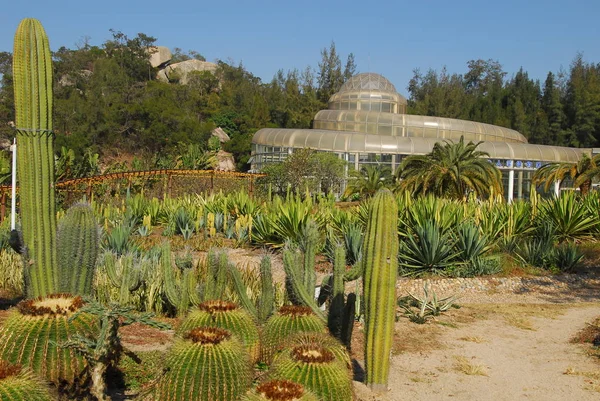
352;303;600;401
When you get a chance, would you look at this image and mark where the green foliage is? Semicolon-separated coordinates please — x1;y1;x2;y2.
102;223;134;256
362;189;399;391
155;327;252;401
539;191;598;242
56;203;99;295
101;251;148;306
344;165;393;200
554;242;584;272
398;284;459;323
13;18;58;298
0;295;98;385
0;361;53;401
177;300;260;362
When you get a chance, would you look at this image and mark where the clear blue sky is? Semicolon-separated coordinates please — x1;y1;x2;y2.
1;0;599;94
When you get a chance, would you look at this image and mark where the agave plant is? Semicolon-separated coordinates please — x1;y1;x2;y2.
399;219;462;276
539;192;597;242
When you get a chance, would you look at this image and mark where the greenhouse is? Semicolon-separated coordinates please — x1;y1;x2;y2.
251;73;590;200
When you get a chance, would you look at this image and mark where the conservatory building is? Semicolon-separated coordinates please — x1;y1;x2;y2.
251;73;590;200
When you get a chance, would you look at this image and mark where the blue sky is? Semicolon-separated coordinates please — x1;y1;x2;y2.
1;0;599;94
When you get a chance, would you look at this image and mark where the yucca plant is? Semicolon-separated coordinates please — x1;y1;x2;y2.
399;219;461;276
0;360;53;401
242;380;319;401
269;344;353;401
540;192;598;242
261;306;327;364
0;294;98;385
177;300;260;362
155;327;252;401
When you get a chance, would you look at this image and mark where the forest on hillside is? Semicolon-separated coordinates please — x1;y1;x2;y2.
0;31;599;173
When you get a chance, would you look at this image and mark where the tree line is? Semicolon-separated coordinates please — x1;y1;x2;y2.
0;30;598;174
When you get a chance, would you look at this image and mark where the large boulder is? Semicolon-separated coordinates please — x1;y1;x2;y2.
157;59;218;84
148;46;172;68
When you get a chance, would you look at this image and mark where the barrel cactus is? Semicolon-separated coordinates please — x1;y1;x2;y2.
0;294;98;385
13;18;58;298
242;380;319;401
261;305;327;364
177;300;260;362
155;327;252;401
0;360;53;401
56;203;99;295
269;344;353;401
363;189;399;391
285;332;352;371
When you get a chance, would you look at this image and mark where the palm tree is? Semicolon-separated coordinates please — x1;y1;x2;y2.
343;164;393;199
395;136;502;199
532;153;600;195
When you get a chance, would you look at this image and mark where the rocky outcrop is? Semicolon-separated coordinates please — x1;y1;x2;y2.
148;46;172;68
211;127;230;143
156;59;218;84
215;150;235;171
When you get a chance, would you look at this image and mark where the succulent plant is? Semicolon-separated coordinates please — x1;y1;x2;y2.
242;379;319;401
177;300;260;362
56;203;99;296
155;327;252;401
363;189;399;391
283;331;352;371
269;344;353;401
0;360;53;400
13;18;58;298
261;305;327;364
0;294;98;385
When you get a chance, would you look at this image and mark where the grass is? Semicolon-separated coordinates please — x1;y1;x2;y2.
564;367;600;393
452;356;488;376
459;336;487;343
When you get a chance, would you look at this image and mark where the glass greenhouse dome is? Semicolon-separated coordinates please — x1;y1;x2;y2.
251;73;591;200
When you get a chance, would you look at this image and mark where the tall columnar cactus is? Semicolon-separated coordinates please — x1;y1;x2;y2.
229;254;275;324
0;361;53;401
177;300;261;362
363;189;399;391
57;203;100;295
0;295;98;385
155;327;252;401
269;344;353;401
103;252;148;306
13;18;57;298
242;380;319;401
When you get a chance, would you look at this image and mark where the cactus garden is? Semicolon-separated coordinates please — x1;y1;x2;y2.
0;15;600;401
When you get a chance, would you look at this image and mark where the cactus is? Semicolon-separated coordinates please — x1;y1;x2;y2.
56;203;99;296
284;332;352;371
0;294;98;385
362;189;399;391
229;254;275;324
282;249;325;320
261;305;326;364
269;344;353;401
242;380;319;401
177;300;260;362
155;327;252;401
103;252;148;306
0;361;53;401
13;18;57;298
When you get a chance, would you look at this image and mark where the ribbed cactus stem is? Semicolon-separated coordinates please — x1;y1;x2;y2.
327;243;346;340
282;249;325;320
13;18;57;298
300;220;318;293
229;262;259;319
104;252;146;305
57;203;99;295
258;255;275;323
363;189;399;391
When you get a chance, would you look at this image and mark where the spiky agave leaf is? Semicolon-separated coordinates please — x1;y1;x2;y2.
242;379;319;401
269;344;353;401
0;360;53;400
177;300;260;362
155;327;252;401
0;295;98;385
261;306;326;364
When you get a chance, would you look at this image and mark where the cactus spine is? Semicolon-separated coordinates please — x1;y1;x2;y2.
242;380;319;401
13;18;57;298
57;203;99;295
155;327;252;401
363;189;399;391
0;361;53;401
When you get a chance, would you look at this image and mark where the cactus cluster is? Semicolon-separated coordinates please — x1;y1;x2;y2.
56;203;99;295
362;189;399;391
0;360;53;401
13;18;57;298
177;300;260;362
103;252;148;305
0;294;98;385
155;327;252;401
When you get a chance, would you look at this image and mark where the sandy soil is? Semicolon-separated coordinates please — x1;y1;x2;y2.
353;304;600;401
